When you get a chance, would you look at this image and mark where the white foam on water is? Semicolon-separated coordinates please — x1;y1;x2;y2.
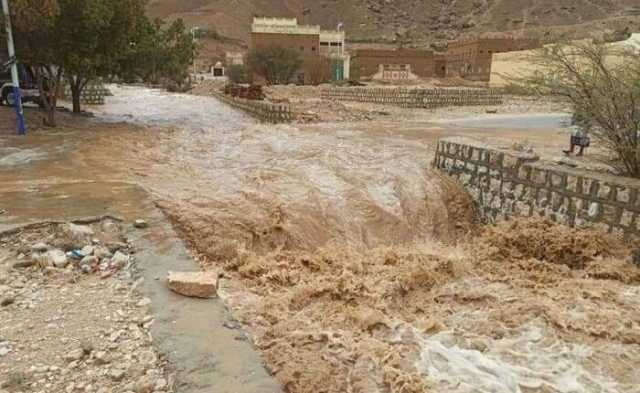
415;325;623;393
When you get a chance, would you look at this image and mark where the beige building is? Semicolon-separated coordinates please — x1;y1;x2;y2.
489;33;640;87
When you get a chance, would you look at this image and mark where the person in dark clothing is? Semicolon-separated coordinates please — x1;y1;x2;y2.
563;112;592;156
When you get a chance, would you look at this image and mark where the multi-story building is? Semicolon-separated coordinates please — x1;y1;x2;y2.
446;37;540;81
250;17;349;84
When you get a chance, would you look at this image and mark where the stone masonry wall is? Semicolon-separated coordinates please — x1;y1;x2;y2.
213;91;293;123
434;137;640;240
321;87;503;108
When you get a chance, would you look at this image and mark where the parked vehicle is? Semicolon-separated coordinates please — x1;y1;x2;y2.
0;63;44;107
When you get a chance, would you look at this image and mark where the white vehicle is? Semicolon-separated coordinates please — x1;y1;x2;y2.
0;63;44;107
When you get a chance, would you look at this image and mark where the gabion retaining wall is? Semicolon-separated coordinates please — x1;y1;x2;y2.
321;87;503;108
62;83;112;105
434;137;640;240
213;91;293;123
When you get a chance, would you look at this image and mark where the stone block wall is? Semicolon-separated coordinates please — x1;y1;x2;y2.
213;91;293;123
321;87;503;108
434;137;640;240
61;83;112;105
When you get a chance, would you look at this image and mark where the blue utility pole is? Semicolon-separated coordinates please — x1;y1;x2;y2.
2;0;26;135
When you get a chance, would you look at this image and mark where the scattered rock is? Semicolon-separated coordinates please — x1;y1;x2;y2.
60;223;95;249
93;246;112;259
134;376;154;393
134;219;149;229
167;271;219;298
31;242;49;252
109;369;126;381
111;251;130;269
107;242;128;254
93;351;109;365
48;249;69;268
79;255;98;267
12;260;36;269
154;378;168;391
64;348;85;362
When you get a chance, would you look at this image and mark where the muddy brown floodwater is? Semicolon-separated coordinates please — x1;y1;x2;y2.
4;85;639;393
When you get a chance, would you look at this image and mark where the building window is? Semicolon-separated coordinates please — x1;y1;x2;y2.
320;42;329;46
330;42;342;47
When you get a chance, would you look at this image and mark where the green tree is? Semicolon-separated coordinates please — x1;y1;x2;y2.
247;46;302;85
57;0;146;113
119;17;196;89
227;64;251;84
5;0;196;124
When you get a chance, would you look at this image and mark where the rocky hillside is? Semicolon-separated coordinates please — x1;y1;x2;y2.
146;0;640;60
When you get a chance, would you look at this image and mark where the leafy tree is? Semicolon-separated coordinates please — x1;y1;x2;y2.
119;17;196;89
4;0;196;124
513;41;640;177
226;64;251;84
247;46;302;85
57;0;146;113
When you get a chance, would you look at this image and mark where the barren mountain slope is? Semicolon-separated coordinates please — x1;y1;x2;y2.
147;0;640;53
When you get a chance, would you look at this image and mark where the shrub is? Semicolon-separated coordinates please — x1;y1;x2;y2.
247;46;302;85
513;41;640;177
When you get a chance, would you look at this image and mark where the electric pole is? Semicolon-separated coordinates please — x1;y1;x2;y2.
2;0;26;135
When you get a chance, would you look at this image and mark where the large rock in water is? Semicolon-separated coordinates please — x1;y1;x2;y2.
166;271;219;298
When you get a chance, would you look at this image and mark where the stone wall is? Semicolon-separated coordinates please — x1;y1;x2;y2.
61;83;112;105
321;87;503;108
213;91;293;123
434;137;640;240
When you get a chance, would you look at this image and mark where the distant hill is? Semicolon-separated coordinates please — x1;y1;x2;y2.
146;0;640;62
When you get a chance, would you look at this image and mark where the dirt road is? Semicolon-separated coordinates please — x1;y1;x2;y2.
2;86;639;393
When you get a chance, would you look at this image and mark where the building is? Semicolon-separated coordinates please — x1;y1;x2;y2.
350;49;436;81
250;17;349;84
446;37;540;81
489;33;640;87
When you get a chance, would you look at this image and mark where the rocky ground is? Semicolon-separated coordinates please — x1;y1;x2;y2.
0;218;174;393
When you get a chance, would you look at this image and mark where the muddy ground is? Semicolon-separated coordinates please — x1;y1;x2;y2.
1;86;640;393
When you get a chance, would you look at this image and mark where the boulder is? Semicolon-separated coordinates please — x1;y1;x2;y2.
167;271;219;298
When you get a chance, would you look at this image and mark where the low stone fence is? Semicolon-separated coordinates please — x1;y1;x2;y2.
61;83;112;105
321;87;503;108
213;91;293;123
434;137;640;240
